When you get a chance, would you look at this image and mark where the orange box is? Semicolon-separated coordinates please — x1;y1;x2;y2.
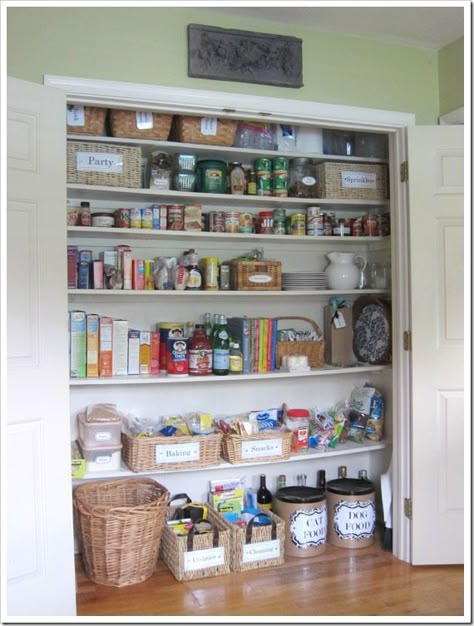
99;316;113;377
150;332;160;374
139;331;151;375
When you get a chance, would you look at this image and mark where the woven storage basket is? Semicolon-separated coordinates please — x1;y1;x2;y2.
66;105;107;136
230;259;282;291
160;506;231;581
171;116;238;146
276;316;325;369
121;431;222;472
219;509;285;572
67;141;142;188
315;162;388;200
73;478;169;587
221;430;292;464
109;109;173;140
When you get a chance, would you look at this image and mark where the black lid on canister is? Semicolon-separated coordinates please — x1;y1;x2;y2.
327;478;375;496
275;486;325;503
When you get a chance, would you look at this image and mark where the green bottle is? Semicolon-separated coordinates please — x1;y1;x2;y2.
212;314;230;375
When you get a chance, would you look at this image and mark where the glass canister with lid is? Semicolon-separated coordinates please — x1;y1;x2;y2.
288;158;318;198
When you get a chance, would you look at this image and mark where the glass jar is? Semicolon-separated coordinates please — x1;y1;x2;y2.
288;158;317;198
149;151;172;191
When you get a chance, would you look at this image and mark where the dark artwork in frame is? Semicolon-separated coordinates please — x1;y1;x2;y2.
188;24;303;88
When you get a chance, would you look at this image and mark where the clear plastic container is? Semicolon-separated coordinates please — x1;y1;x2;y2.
288;158;317;198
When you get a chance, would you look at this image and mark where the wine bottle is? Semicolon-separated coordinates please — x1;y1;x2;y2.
317;469;326;490
257;474;273;511
338;465;347;479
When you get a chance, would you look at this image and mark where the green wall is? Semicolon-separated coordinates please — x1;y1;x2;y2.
438;37;464;116
6;7;460;124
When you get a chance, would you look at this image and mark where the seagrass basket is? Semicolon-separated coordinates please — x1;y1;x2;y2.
230;259;282;291
66;105;107;136
315;162;388;200
121;431;222;472
275;316;325;369
160;506;231;581
73;478;169;587
171;115;238;146
219;509;285;572
221;430;292;464
109;109;173;140
67;141;142;188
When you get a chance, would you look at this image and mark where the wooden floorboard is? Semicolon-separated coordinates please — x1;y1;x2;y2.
75;539;465;619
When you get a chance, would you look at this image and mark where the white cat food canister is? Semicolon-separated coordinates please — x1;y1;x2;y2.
326;477;376;549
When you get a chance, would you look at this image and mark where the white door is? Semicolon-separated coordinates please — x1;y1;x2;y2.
5;77;76;617
408;126;465;564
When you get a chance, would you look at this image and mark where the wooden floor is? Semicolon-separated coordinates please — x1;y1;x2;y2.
75;538;465;619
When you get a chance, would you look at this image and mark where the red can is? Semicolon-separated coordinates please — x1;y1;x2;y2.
115;208;130;228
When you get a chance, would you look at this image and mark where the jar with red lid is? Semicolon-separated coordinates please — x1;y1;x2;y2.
188;325;212;376
258;210;274;234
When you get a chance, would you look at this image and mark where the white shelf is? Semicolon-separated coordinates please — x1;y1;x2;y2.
69;364;390;386
67;225;388;244
67;184;389;209
71;439;389;484
67;134;388;165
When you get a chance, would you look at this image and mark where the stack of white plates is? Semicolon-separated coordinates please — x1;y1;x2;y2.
282;272;328;290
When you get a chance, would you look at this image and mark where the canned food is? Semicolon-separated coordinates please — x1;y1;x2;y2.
363;214;378;236
224;211;240;234
272;173;288;197
115;208;130;228
239;211;254;233
255;157;272;173
256;172;272;196
167;204;184;230
273;156;289;173
323;213;334;236
201;257;219;290
290;213;306;236
209;210;225;233
273;221;287;235
306;207;324;236
130;207;142;229
91;212;115;228
352;217;363;237
219;264;230;290
258;210;274;234
141;207;153;230
333;218;351;236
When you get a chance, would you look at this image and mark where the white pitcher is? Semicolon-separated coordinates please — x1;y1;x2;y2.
325;251;367;290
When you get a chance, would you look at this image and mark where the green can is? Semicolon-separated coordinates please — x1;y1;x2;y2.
273;156;289;174
255;157;273;173
273;173;288;197
257;172;272;196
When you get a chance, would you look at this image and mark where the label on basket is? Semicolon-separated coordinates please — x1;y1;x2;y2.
184;546;225;571
67;105;85;126
341;171;377;189
200;117;218;136
136;111;154;129
155;441;200;463
240;438;282;459
248;274;272;284
242;539;280;563
76;152;123;173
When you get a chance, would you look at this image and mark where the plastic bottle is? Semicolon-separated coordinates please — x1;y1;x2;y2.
186;249;202;290
212;314;230;375
188;325;212;376
230;162;246;195
229;341;243;374
257;474;273;510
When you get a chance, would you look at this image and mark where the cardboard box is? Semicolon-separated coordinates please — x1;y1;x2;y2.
67;246;78;289
150;331;160;374
86;313;99;377
324;305;353;366
69;310;86;377
99;316;113;376
139;331;151;374
127;329;140;375
112;319;129;376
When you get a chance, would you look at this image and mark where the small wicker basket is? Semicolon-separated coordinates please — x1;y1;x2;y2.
171;115;238;146
121;431;222;472
160;506;231;581
73;478;169;587
219;509;285;572
109;109;173;140
66;105;107;136
67;141;142;188
230;259;282;291
315;161;388;200
221;430;292;464
276;316;325;369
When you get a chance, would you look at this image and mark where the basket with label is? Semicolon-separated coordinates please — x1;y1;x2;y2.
275;316;325;369
230;259;282;291
171;115;238;146
66;105;108;136
67;141;142;188
109;109;173;140
315;161;388;200
221;430;292;464
220;509;285;572
121;431;223;472
160;505;231;581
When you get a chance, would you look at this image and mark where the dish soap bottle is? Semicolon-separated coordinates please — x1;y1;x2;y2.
229;341;243;374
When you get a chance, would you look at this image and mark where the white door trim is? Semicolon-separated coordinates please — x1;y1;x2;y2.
44;74;414;562
439;106;464;125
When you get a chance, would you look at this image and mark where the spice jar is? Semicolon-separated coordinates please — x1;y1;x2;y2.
288;158;317;198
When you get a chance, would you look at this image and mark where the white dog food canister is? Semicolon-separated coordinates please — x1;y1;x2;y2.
326;477;376;549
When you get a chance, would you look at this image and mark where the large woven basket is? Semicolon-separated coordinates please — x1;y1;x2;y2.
315;162;388;200
121;431;222;472
221;430;292;464
220;509;285;572
73;478;169;587
160;506;231;581
276;316;325;369
171;115;238;146
109;109;173;140
230;259;282;291
67;141;142;188
66;105;107;136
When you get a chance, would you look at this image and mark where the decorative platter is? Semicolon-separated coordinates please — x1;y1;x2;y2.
352;295;392;364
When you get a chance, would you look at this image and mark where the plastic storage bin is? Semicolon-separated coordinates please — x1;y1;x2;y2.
78;411;122;447
80;442;122;473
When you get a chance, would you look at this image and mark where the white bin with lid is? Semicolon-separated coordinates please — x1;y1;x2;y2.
78;411;122;448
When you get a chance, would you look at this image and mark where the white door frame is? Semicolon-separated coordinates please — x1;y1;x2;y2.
44;74;415;563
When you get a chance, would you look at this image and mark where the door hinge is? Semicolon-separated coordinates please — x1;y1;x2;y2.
403;330;412;351
400;161;409;182
404;497;412;520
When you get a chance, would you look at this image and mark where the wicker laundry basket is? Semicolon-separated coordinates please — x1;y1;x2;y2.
73;478;169;587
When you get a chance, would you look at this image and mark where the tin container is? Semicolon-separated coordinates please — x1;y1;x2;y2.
323;214;334;236
256;172;272;196
273;156;289;173
274;487;327;557
166;337;189;377
224;211;240;234
272;173;288;197
219;264;230;290
158;323;185;372
290;213;306;236
209;211;225;233
326;478;376;549
255;157;272;173
115;208;130;228
130;207;142;229
167;204;184;231
91;212;115;228
200;257;219;290
306;206;324;236
239;212;254;233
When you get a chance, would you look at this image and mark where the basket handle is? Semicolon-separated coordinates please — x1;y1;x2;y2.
168;493;192;507
245;513;277;543
275;316;322;337
186;518;219;551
